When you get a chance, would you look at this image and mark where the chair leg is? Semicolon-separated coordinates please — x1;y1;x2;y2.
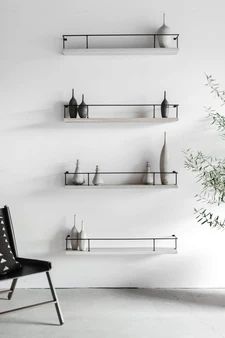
46;271;64;325
8;279;18;300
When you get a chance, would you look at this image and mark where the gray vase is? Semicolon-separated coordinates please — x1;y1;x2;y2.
142;162;153;185
78;94;88;118
161;91;169;118
70;215;79;250
69;89;77;118
160;132;169;185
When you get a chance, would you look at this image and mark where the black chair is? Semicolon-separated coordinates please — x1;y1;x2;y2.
0;205;64;325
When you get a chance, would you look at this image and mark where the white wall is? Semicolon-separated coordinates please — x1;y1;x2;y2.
1;0;225;288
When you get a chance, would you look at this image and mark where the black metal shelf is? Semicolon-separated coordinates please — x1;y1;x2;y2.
62;33;179;51
64;103;179;120
64;171;178;187
65;235;178;253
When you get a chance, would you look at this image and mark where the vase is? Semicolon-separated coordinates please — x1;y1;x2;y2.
142;162;153;185
70;215;79;250
78;221;87;251
160;132;169;185
161;91;169;118
78;94;88;118
157;13;172;48
69;89;77;118
92;165;104;186
73;160;85;185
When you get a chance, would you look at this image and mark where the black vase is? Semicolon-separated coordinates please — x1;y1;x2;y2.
69;89;77;118
78;94;88;118
161;91;169;118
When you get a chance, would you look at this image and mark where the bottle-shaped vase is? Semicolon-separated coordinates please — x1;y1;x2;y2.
78;94;88;118
161;91;169;118
78;221;87;251
70;214;79;250
73;160;85;185
142;162;153;185
157;13;172;48
92;165;104;186
69;89;77;118
160;132;169;185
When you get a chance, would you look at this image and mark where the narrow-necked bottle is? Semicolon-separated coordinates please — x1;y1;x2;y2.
69;89;77;118
78;94;88;118
161;91;169;118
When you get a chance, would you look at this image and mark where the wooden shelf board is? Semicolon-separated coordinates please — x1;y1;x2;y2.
63;117;178;123
65;185;178;189
62;48;179;56
66;247;177;255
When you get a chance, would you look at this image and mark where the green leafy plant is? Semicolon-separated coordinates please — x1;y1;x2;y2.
184;75;225;229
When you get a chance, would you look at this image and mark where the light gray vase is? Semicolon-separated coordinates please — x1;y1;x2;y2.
157;13;172;48
92;165;104;186
160;132;169;185
78;94;88;118
73;160;85;185
142;162;153;185
78;221;87;251
70;214;79;250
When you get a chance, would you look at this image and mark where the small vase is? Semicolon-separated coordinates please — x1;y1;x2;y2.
92;165;104;186
69;89;77;118
160;132;169;185
161;91;169;118
142;162;153;185
157;13;172;48
70;215;79;250
78;221;87;251
78;94;88;118
73;160;85;185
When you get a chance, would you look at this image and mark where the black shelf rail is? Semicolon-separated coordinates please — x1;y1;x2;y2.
62;34;179;49
65;235;178;252
64;171;178;186
64;104;179;119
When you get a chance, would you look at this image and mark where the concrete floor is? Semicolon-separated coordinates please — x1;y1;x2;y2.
0;288;225;338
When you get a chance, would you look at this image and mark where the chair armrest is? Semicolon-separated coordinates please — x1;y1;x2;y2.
17;257;52;270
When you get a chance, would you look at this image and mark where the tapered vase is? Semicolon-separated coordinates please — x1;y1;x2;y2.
73;160;85;185
78;221;87;251
92;165;104;186
70;215;79;250
78;94;88;118
161;91;169;118
69;88;77;118
160;132;169;185
157;13;172;48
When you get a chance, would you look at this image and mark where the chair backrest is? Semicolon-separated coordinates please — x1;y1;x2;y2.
0;206;18;258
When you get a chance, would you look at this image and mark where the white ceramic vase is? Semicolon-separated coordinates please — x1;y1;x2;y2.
73;159;85;185
92;165;104;186
78;221;87;251
70;215;79;250
157;13;172;48
142;162;153;185
160;132;169;185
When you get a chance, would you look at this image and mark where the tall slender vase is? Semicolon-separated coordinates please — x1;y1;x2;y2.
161;91;169;118
142;162;153;185
70;214;79;250
73;160;85;185
69;89;77;118
78;221;87;251
157;13;172;48
92;165;104;186
78;94;88;118
160;132;169;185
